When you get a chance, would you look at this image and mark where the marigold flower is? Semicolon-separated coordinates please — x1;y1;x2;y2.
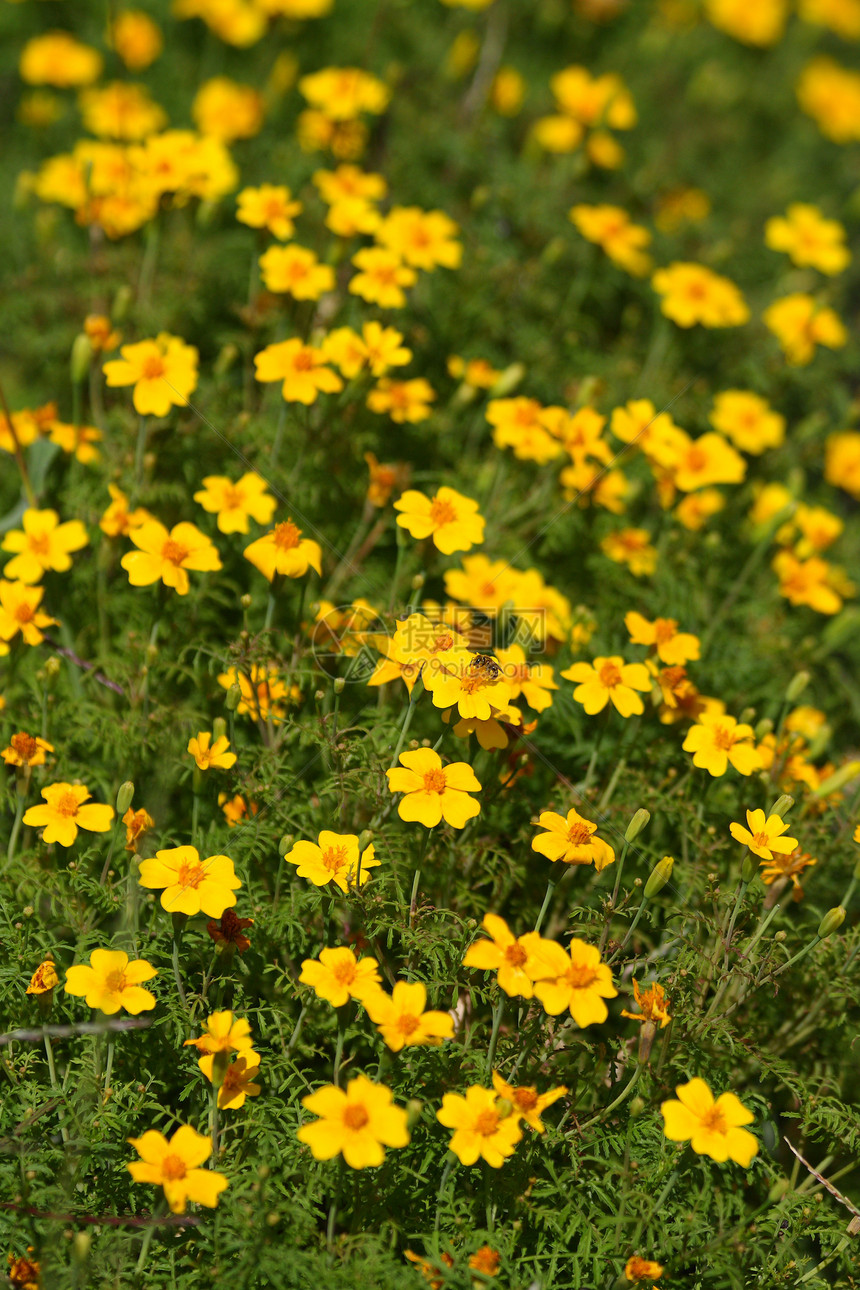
763;294;847;366
494;644;558;712
298;1074;410;1168
6;1251;41;1290
705;0;787;44
139;845;241;917
531;807;615;870
2;508;89;585
661;1077;757;1166
284;830;380;892
193;77;264;143
652;262;749;328
562;654;651;718
601;528;657;576
772;551;846;614
243;520;323;582
798;0;860;38
313;164;387;205
298;66;390;120
299;946;382;1006
448;355;502;389
461;914;551;999
729;809;799;861
682;712;762;777
99;484;151;538
675;488;725;532
797;56;860;143
199;1053;262;1109
103;333;199;417
365;981;455;1051
121;520;221;596
111;10;163;70
26;958;59;996
625;1255;664;1284
218;665;291;723
2;732;53;768
404;1250;454;1288
531;938;618;1025
47;420;102;465
185;1010;255;1061
349;247;417;307
123;806;153;853
569;204;653;276
654;186;710;232
20;32;103;87
620;979;671;1028
237;184;302;239
825;432;860;500
437;1085;523;1167
23;782;114;847
193;472;276;534
259;244;335;299
487;397;564;465
376;206;462;271
367;377;436;424
624;612;700;667
80;82;168;141
64;949;157;1015
765;203;849;276
127;1124;228;1213
490;1072;567;1133
187;732;237;771
207;908;254;953
218;792;258;827
709;390;785;456
394;487;484;554
386;748;481;829
552;64;636;128
0;580;57;649
422;651;514;721
760;847;817;899
364;452;409;507
254;338;344;404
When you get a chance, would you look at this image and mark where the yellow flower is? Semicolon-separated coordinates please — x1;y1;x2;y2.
259;244;335;299
192;77;264;143
6;1250;41;1290
661;1077;757;1166
138;845;241;917
366;377;436;424
798;0;860;37
244;520;323;581
490;1072;567;1133
654;186;710;232
111;10;163;70
386;748;481;828
620;980;672;1028
103;333;199;417
254;338;344;404
704;0;788;44
237;184;302;239
121;520;222;596
825;432;860;500
46;420;102;465
600;528;657;576
184;1010;255;1065
729;809;799;860
772;551;846;615
493;644;558;712
436;1085;523;1167
298;67;390;120
797;56;860;143
682;712;762;777
99;485;152;538
394;487;485;554
763;294;847;365
26;959;59;996
491;66;526;115
198;1053;262;1109
20;32;103;87
652;262;749;328
551;64;636;129
375;206;462;271
217;665;291;723
313;164;387;205
349;247;417;307
569;204;652;276
0;580;57;649
448;356;502;390
365;981;455;1051
298;1075;409;1169
759;848;817;898
187;732;237;771
325;195;382;236
709;390;785;455
765;204;850;276
300;947;382;1006
127;1124;229;1213
283;830;380;892
79;83;167;141
463;915;558;999
486;397;564;465
2;732;53;768
193;473;276;534
531;807;615;870
2;508;89;585
64;949;157;1015
23;782;114;847
625;1255;665;1285
675;488;725;531
423;651;516;721
531;938;618;1025
123;806;153;853
562;655;651;717
624;612;700;666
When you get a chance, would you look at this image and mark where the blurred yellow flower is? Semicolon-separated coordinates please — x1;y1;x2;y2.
23;783;114;847
111;10;163;70
121;520;222;596
65;949;157;1015
193;77;264;142
652;263;749;328
20;32;103;87
127;1125;228;1213
765;204;850;275
259;244;335;299
237;184;302;239
763;294;847;366
298;1076;409;1168
193;473;276;534
103;334;199;417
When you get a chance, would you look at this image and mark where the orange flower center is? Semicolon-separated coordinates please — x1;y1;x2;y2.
567;821;592;846
711;724;737;750
292;349;315;371
13;600;35;624
504;942;528;968
396;1013;420;1036
565;962;598;990
474;1108;500;1136
685;446;708;471
654;618;677;644
701;1105;727;1134
372;264;397;285
28;531;51;556
56;791;80;817
514;1088;538;1111
322;844;349;872
176;860;206;889
161;538;189;566
161;1153;187;1181
598;661;622;689
265;198;286;221
332;958;357;985
752;831;772;849
343;1103;369;1130
223;485;244;509
142;355;166;380
429;497;457;527
273;521;301;549
685;280;708;300
422;769;447;794
105;969;128;993
11;733;38;760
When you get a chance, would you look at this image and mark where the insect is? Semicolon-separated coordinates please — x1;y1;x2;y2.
469;653;502;681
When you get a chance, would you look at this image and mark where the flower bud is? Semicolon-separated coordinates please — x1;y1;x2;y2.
73;1231;91;1264
115;781;135;815
406;1099;423;1129
817;906;846;939
112;283;132;322
70;332;93;384
629;1095;645;1118
357;829;373;851
494;1097;514;1120
740;706;756;725
754;717;773;740
278;834;294;856
768;794;794;819
333;677;346;695
785;670;810;704
637;1020;657;1064
488;361;525;398
213;717;227;741
644;855;674;899
240;594;252;610
314;689;325;703
740;853;759;885
210;1049;230;1089
624;808;650;844
44;656;62;680
411;572;425;591
225;683;242;711
814;761;860;799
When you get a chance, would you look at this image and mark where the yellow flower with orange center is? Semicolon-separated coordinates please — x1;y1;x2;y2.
123;806;154;853
709;390;785;455
259;244;335;299
652;262;749;328
600;528;657;576
199;1053;262;1109
237;184;302;239
365;981;455;1051
704;0;788;44
26;959;59;996
765;203;850;276
569;204;653;276
624;612;700;667
2;508;89;585
103;333;199;417
436;1085;523;1167
462;914;557;999
349;247;417;307
0;580;57;650
620;979;672;1028
23;782;114;847
283;829;380;892
763;294;847;366
138;845;241;917
217;665;292;723
562;654;651;717
661;1077;757;1165
121;520;222;596
375;206;462;271
386;748;482;828
395;487;485;554
79;83;167;141
187;732;237;771
99;484;152;538
298;67;390;120
298;1075;410;1170
759;847;818;898
254;338;344;404
530;938;618;1025
625;1255;665;1284
299;946;382;1007
366;377;436;424
683;712;762;778
490;1071;567;1133
2;732;53;768
531;807;615;870
729;808;799;860
110;10;163;71
797;56;860;143
64;948;157;1015
486;397;564;465
193;472;276;534
244;519;323;581
127;1125;228;1213
20;31;103;87
192;76;264;142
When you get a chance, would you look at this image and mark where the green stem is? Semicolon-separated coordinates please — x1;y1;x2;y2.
6;786;26;865
134;416;148;488
434;1155;456;1233
389;672;424;768
103;1037;115;1101
43;1034;69;1144
486;996;505;1076
210;1084;220;1169
581;1062;642;1129
171;916;189;1011
607;896;648;963
599;842;629;953
333;1009;347;1086
534;878;557;935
